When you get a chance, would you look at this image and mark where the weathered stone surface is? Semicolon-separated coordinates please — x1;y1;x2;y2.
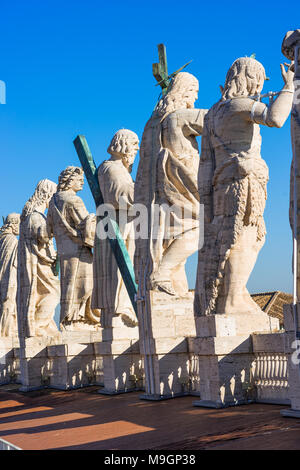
0;213;20;337
138;292;196;399
92;129;139;328
194;336;252;356
17;179;60;339
47;166;101;331
194;57;294;317
0;337;20;385
252;332;285;353
134;72;207;297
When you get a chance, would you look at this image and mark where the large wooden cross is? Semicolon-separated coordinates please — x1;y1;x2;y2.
73;135;138;315
152;44;169;96
152;43;192;96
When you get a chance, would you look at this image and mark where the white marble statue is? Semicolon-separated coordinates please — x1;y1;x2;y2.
47;166;101;330
282;31;300;295
17;180;60;338
0;213;20;336
92;129;139;327
134;72;208;296
194;57;294;316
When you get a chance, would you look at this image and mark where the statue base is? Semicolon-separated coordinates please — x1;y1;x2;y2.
95;315;143;395
0;336;20;385
18;331;104;391
193;311;279;408
137;291;197;400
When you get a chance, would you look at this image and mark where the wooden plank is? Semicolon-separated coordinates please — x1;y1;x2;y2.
157;43;168;77
73;135;103;207
73;135;138;315
152;62;162;83
153;43;169;95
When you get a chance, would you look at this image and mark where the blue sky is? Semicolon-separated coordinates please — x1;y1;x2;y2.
0;0;299;294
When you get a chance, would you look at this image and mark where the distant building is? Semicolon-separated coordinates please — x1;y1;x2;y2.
251;291;293;328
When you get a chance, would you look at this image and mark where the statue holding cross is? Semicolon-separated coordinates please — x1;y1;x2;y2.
73;44;206;398
134;58;208;297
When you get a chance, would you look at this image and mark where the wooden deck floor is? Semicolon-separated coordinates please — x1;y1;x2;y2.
0;384;300;450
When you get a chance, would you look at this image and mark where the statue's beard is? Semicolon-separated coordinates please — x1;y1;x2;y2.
122;153;135;172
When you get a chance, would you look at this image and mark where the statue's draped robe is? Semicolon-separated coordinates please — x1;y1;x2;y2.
47;191;100;326
194;98;268;315
134;107;207;289
289;109;300;270
92;159;135;318
17;211;59;337
0;229;18;336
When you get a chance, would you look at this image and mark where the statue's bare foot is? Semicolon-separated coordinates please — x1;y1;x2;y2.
152;281;177;296
221;291;263;315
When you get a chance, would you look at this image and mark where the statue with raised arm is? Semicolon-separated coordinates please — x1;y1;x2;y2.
194;57;294;316
134;72;208;297
92;129;139;327
282;30;300;296
17;180;60;338
0;213;20;336
47;166;101;330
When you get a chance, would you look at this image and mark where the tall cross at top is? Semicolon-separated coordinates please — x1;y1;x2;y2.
152;44;169;96
152;44;192;97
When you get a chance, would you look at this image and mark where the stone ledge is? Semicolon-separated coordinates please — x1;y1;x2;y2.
193;335;252;355
195;312;279;338
251;332;286;353
94;340;140;355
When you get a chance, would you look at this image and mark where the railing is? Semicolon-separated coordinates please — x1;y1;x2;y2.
0;438;21;450
252;353;290;404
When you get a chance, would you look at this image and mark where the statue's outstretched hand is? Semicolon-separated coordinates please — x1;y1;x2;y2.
281;61;294;89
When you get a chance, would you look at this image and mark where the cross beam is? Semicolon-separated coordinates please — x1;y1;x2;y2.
73;135;138;315
152;44;192;97
152;44;169;96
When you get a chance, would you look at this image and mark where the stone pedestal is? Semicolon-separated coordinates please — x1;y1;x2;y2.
19;337;50;391
95;316;142;395
19;330;104;391
138;291;196;400
0;337;20;385
193;312;279;408
46;342;103;390
281;304;300;418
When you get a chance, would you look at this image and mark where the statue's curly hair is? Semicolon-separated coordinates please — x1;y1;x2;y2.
0;213;20;234
107;129;139;158
222;57;266;100
155;72;199;116
21;179;57;221
57;166;84;191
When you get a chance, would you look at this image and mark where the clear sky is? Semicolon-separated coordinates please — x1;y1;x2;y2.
0;0;299;294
